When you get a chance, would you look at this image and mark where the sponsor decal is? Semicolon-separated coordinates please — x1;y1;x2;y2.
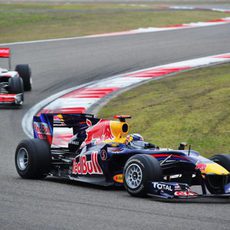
100;149;107;161
86;118;92;127
34;122;51;135
33;121;52;144
69;140;80;145
81;120;114;147
195;163;207;172
152;182;173;192
113;174;124;183
72;152;103;175
174;191;198;197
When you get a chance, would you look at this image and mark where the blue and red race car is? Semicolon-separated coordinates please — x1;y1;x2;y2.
15;113;230;199
0;48;32;106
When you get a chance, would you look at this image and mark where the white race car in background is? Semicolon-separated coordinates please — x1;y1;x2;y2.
0;47;32;106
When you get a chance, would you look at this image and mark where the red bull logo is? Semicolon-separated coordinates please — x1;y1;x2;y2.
195;163;207;172
72;152;103;175
81;119;114;147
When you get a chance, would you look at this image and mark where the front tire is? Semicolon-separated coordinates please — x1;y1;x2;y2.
8;76;24;94
15;64;32;91
210;154;230;171
205;154;230;194
15;139;51;179
123;154;162;197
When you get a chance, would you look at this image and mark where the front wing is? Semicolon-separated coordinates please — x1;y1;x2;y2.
0;93;23;105
147;181;230;199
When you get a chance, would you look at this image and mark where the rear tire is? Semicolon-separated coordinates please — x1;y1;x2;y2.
15;64;32;91
123;154;162;197
15;139;51;179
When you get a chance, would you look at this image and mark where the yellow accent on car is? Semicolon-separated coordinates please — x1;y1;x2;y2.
105;120;129;144
113;174;124;183
57;114;64;121
204;163;229;175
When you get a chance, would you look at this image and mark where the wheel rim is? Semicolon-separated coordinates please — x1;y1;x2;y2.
17;147;29;170
125;163;143;189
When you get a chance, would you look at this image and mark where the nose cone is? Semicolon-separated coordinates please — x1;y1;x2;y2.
200;163;230;175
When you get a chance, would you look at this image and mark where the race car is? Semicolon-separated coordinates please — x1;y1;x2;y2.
0;47;32;106
15;113;230;199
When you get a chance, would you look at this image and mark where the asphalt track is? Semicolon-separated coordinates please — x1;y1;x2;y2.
1;23;230;229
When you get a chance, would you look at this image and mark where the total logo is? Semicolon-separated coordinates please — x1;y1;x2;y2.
72;152;103;175
152;182;173;191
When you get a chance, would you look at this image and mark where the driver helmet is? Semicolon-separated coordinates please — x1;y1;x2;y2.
126;133;145;149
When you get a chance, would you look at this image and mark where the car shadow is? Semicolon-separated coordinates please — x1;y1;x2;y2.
45;177;230;203
0;104;21;109
45;177;124;191
149;196;230;204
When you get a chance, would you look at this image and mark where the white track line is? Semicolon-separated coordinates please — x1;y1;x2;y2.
22;53;230;137
1;17;230;46
170;6;230;13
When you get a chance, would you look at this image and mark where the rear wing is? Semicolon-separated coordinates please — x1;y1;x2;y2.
0;48;11;69
33;113;100;145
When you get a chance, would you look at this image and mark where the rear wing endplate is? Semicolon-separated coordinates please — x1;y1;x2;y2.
33;113;99;145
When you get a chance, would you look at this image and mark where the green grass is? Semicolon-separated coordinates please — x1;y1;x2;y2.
98;64;230;157
0;3;229;43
